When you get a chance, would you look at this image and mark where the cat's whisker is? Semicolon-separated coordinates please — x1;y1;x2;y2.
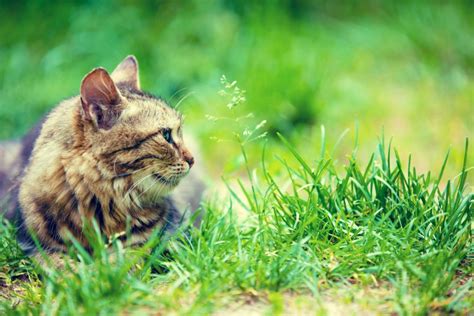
134;168;173;200
137;180;164;200
169;87;189;105
174;91;195;110
123;172;156;200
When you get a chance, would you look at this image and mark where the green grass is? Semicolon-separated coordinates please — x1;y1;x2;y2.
1;133;472;314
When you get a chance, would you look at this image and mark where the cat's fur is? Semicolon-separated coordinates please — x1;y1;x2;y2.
0;56;204;254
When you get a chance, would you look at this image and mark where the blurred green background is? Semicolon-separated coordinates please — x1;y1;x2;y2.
0;0;472;179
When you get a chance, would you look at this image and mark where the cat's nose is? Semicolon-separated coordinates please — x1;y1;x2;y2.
181;148;194;168
185;155;194;168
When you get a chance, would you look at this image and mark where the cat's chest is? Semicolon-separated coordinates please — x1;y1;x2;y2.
62;163;178;245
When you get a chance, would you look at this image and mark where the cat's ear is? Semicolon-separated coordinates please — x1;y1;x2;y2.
111;55;140;90
80;67;122;130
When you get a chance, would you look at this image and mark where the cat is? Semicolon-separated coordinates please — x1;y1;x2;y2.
0;55;204;255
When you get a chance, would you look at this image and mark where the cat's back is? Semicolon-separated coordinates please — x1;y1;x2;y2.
19;97;79;215
29;97;79;163
0;98;75;218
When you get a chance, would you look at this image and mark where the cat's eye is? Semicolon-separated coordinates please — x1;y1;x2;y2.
162;128;173;144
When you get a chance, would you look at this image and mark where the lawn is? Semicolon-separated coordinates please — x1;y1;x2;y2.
0;1;472;315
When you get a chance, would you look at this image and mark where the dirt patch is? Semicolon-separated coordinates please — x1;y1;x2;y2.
212;286;393;316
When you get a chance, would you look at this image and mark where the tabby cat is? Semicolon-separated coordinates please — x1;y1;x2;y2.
0;55;204;254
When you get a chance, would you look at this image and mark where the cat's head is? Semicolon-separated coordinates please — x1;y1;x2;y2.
78;56;194;196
